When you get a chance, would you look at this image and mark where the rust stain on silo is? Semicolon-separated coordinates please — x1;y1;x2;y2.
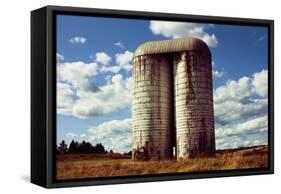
132;37;215;161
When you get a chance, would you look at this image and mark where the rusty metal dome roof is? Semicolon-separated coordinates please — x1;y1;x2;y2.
133;37;210;57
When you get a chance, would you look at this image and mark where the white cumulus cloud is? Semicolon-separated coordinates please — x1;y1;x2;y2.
57;82;75;115
94;52;112;65
69;36;87;44
57;55;133;119
57;61;99;91
214;76;252;104
150;21;218;47
115;50;134;71
216;115;268;139
100;66;121;74
86;118;132;152
214;98;268;125
212;70;224;78
216;134;267;150
72;74;132;119
214;70;268;125
252;69;268;97
214;69;268;149
98;50;133;73
56;53;64;61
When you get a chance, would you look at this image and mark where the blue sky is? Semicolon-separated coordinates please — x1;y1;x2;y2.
56;14;268;152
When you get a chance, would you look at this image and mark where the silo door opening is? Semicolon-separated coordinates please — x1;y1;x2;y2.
173;146;176;159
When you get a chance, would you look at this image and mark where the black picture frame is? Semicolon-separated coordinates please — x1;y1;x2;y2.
31;5;274;188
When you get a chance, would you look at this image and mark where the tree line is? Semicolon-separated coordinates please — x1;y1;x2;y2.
56;140;107;154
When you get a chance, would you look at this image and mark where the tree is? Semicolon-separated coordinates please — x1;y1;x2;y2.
57;140;68;154
124;150;132;156
68;140;79;153
92;143;106;153
57;140;108;154
79;141;93;153
56;144;60;154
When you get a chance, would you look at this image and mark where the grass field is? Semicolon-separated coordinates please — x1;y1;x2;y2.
56;145;268;180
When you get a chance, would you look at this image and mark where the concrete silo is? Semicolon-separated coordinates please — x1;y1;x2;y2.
132;38;215;160
132;53;174;161
173;39;215;159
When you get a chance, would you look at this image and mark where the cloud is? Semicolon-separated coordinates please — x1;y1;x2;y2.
80;134;86;138
213;69;268;149
252;69;268;97
66;132;78;138
114;41;125;48
212;70;224;78
216;115;268;139
214;98;268;125
214;70;268;125
63;119;132;153
149;21;218;47
216;132;267;150
94;52;112;65
98;50;133;73
57;61;100;115
57;70;132;119
57;82;75;115
57;61;99;91
69;36;87;44
258;36;265;41
86;118;132;152
214;76;252;104
251;32;266;46
211;61;224;78
56;53;64;61
215;115;268;149
72;74;132;119
57;55;133;119
115;50;134;71
100;65;121;74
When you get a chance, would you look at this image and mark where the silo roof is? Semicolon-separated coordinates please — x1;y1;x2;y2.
134;37;210;57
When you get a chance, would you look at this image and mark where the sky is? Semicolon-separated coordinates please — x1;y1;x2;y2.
56;14;268;153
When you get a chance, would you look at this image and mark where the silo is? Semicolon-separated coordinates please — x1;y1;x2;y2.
132;38;215;160
173;39;215;159
132;53;173;160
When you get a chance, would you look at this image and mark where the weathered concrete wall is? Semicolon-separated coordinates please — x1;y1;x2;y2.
132;54;173;161
174;51;215;159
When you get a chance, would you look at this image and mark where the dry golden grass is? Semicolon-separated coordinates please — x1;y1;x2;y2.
56;145;268;180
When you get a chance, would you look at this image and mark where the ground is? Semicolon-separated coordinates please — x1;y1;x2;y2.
56;145;268;180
